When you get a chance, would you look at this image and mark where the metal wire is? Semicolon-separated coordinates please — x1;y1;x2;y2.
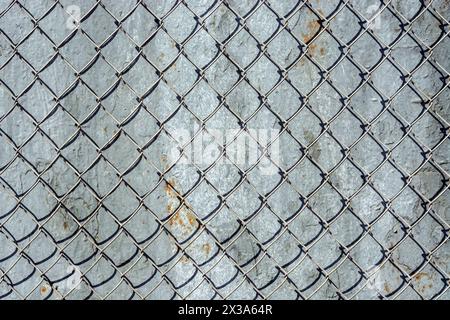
0;0;449;300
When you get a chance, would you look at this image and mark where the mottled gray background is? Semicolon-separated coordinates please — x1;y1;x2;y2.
0;0;449;300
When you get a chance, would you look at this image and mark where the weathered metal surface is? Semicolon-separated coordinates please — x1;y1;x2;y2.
0;0;449;299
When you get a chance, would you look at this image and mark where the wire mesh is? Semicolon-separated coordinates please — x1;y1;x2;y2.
0;0;449;300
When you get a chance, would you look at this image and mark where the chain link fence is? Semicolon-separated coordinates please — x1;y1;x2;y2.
0;0;449;300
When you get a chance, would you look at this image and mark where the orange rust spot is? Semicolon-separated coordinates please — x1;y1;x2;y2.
63;221;69;230
40;286;47;295
297;57;307;67
305;42;325;58
168;212;184;227
186;211;197;227
303;19;320;43
413;272;434;293
300;19;326;58
202;243;211;255
414;272;429;281
164;178;178;198
167;208;200;235
180;255;189;264
164;177;200;235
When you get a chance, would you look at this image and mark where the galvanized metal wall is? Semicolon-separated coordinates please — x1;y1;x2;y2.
0;0;449;299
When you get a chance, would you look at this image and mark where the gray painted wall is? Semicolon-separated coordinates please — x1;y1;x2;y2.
0;0;449;299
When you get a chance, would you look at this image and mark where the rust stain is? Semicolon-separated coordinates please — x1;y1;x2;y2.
168;212;184;227
162;148;200;236
413;272;434;294
202;243;211;256
300;18;325;58
305;42;325;58
40;286;47;295
63;221;69;230
303;19;320;43
164;177;177;197
414;272;429;281
165;177;199;235
167;208;198;231
180;255;189;264
384;283;391;293
187;211;197;226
